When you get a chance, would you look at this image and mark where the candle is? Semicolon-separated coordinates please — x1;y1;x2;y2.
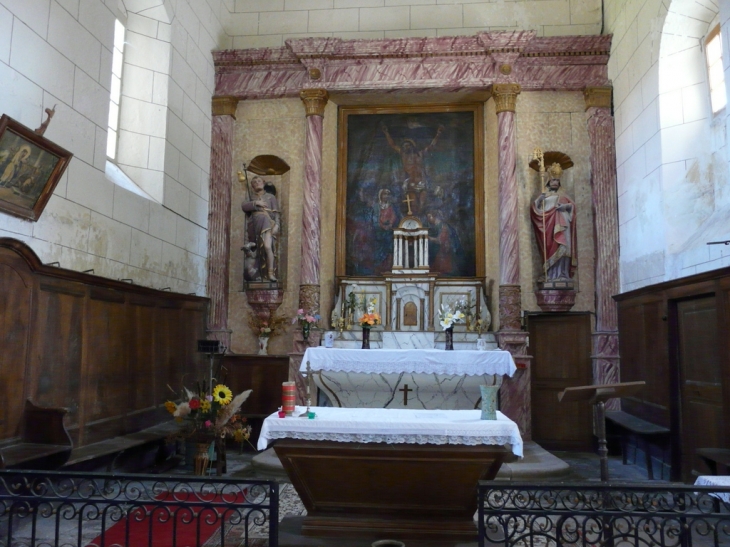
282;381;296;416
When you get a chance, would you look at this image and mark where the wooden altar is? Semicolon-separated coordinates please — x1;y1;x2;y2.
260;406;523;542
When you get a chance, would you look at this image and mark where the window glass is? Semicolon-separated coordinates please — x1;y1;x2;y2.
705;25;727;114
107;20;125;160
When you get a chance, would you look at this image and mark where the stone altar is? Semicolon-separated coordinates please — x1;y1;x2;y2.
301;347;516;409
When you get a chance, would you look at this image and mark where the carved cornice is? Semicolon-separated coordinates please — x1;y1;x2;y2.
213;33;612;99
584;86;613;110
493;83;521;113
300;89;329;117
211;96;238;118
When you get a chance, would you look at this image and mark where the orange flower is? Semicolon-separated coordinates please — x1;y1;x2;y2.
358;313;381;327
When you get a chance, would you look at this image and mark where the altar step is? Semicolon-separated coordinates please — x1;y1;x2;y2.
331;330;499;351
251;441;570;482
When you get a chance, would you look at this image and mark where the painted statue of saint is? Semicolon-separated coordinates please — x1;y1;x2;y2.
240;174;280;282
530;163;577;281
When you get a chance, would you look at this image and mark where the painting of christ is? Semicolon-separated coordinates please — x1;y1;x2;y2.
337;105;483;278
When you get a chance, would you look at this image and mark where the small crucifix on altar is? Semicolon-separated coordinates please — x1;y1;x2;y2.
399;384;413;405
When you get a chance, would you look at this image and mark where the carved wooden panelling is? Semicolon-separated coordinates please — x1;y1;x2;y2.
0;257;31;440
0;238;209;449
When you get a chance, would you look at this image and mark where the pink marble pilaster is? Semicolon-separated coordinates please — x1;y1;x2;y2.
494;84;522;329
586;87;621;410
291;89;328;403
496;331;532;440
298;89;328;311
206;97;237;349
493;84;531;438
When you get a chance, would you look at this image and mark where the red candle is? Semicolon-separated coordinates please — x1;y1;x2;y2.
282;381;296;416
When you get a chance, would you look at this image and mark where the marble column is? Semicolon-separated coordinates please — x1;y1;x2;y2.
292;89;328;401
205;96;238;349
493;84;531;440
585;87;621;408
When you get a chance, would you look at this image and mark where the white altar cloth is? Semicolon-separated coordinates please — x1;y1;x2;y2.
258;406;523;457
301;347;517;377
695;476;730;504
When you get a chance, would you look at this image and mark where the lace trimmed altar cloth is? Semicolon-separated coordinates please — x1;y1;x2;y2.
300;347;517;376
695;476;730;503
258;406;523;457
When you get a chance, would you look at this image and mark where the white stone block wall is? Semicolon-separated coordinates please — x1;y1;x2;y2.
223;0;602;48
605;0;730;292
0;0;231;295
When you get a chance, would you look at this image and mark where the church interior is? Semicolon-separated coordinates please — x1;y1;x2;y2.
1;0;730;544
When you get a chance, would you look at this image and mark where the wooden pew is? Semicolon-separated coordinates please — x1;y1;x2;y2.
62;421;183;472
696;448;730;476
0;399;73;470
605;410;670;480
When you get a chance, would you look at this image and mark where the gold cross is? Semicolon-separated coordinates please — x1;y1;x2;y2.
403;193;414;216
399;384;412;405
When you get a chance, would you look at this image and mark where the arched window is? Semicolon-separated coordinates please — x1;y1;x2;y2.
107;20;125;160
705;24;726;114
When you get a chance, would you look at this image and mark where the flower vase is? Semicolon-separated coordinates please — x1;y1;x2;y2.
193;442;211;476
302;322;310;341
258;336;269;355
361;327;370;349
444;326;454;350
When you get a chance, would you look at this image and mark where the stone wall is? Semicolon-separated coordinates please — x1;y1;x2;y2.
605;0;730;292
0;0;229;295
222;0;602;49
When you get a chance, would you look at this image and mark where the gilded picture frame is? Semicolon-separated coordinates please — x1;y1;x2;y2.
0;115;73;221
336;104;484;278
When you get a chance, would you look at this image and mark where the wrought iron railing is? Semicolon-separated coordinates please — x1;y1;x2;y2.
0;470;278;547
479;482;730;547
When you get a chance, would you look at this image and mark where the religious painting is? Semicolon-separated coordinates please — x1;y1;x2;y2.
337;104;484;278
0;115;72;221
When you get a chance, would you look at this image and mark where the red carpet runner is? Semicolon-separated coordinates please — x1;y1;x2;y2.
88;491;245;547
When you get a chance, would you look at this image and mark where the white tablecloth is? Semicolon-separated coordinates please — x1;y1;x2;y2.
695;475;730;504
257;406;523;457
301;347;516;377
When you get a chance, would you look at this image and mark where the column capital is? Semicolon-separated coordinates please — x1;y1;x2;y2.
300;89;329;117
492;83;521;113
212;96;238;118
584;86;612;110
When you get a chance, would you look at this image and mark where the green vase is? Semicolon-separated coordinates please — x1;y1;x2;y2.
302;322;310;341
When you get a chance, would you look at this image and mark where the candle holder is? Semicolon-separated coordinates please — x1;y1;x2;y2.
299;360;313;417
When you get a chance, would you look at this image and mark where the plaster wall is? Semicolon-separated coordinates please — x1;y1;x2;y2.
0;0;229;295
222;0;602;49
605;0;730;292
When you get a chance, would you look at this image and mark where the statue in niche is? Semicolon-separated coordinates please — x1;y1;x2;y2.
530;162;577;282
239;173;280;282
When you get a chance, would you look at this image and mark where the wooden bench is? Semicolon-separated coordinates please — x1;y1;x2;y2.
0;399;73;470
62;421;183;472
696;448;730;475
605;410;670;480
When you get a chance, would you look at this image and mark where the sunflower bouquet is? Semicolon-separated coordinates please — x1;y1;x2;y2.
165;382;253;442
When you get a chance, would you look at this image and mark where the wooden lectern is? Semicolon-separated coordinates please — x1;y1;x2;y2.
558;381;646;481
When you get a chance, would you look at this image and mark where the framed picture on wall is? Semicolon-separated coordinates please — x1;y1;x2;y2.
336;104;484;278
0;115;73;221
